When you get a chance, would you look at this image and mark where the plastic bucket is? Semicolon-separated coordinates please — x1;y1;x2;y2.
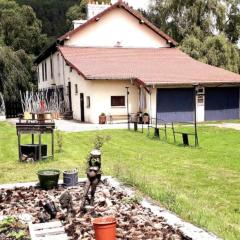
37;169;60;190
63;169;78;186
93;216;116;240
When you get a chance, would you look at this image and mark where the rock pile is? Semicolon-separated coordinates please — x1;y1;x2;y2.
0;181;185;240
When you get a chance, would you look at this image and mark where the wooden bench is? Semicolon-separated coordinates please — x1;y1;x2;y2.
108;115;128;124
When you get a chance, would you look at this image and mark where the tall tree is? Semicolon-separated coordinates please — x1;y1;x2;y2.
224;0;240;43
16;0;79;39
66;0;87;27
0;0;47;56
0;47;33;100
181;34;240;73
148;0;226;42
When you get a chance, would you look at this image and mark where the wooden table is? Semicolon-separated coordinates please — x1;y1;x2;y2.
16;120;55;161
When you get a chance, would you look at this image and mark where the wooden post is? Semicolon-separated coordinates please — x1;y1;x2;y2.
52;131;54;159
39;133;42;160
18;133;21;161
164;124;167;140
172;122;176;143
32;134;34;144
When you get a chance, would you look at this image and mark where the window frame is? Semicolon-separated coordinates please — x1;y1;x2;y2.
74;84;78;94
111;96;126;107
86;96;90;108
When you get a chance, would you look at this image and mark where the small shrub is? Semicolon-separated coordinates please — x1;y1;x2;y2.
93;134;111;150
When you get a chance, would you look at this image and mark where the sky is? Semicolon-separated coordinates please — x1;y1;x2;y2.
111;0;151;10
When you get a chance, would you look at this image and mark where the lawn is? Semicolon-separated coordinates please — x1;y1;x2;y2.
0;121;239;239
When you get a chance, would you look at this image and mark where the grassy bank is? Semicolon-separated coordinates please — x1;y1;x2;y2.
0;121;239;239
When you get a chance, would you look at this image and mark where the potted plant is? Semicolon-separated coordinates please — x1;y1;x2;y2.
143;113;149;124
99;113;107;124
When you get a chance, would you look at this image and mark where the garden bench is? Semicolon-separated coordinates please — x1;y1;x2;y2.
108;114;128;123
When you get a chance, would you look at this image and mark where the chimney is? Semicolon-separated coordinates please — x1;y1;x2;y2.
87;1;111;19
72;19;87;29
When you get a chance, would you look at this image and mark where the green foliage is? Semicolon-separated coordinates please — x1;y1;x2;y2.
146;0;240;73
0;47;34;100
0;122;240;239
66;0;87;27
181;34;240;73
16;0;80;38
93;134;111;150
0;216;16;228
0;216;29;240
224;0;240;43
0;0;47;55
148;0;226;42
8;230;27;240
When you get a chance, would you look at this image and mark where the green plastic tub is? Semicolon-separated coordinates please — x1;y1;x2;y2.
37;169;60;190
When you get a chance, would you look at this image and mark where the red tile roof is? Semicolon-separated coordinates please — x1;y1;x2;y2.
58;0;177;46
58;46;240;85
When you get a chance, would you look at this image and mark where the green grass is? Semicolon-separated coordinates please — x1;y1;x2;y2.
0;121;240;239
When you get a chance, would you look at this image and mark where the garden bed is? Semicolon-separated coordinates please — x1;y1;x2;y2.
0;180;184;240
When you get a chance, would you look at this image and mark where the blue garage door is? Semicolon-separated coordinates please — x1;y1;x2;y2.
157;88;194;123
205;87;239;121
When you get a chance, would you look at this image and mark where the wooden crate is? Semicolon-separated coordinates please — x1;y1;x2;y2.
29;221;68;240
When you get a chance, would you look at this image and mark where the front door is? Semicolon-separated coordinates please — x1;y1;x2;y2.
80;93;85;122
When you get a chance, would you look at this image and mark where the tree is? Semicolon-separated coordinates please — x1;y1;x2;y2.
0;47;33;100
66;0;87;27
181;34;240;73
148;0;226;42
224;0;240;43
16;0;80;39
0;0;47;56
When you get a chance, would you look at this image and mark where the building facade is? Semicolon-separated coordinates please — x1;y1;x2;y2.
36;0;240;123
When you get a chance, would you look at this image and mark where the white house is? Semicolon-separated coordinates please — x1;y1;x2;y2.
35;0;240;123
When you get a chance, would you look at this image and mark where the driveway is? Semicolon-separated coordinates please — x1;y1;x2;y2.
204;123;240;131
55;120;129;132
7;118;240;132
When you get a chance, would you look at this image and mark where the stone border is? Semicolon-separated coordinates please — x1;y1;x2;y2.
0;177;222;240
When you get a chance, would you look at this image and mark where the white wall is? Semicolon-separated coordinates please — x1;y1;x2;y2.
65;8;169;48
70;77;140;123
38;52;67;90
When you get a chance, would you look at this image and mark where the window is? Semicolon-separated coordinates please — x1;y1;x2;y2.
42;63;44;81
50;55;54;79
75;84;78;94
111;96;125;107
86;96;90;108
37;66;40;83
70;67;73;72
44;61;47;81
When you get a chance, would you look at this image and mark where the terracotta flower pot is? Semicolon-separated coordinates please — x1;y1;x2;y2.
37;113;45;122
93;216;116;240
143;115;149;124
99;115;106;124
